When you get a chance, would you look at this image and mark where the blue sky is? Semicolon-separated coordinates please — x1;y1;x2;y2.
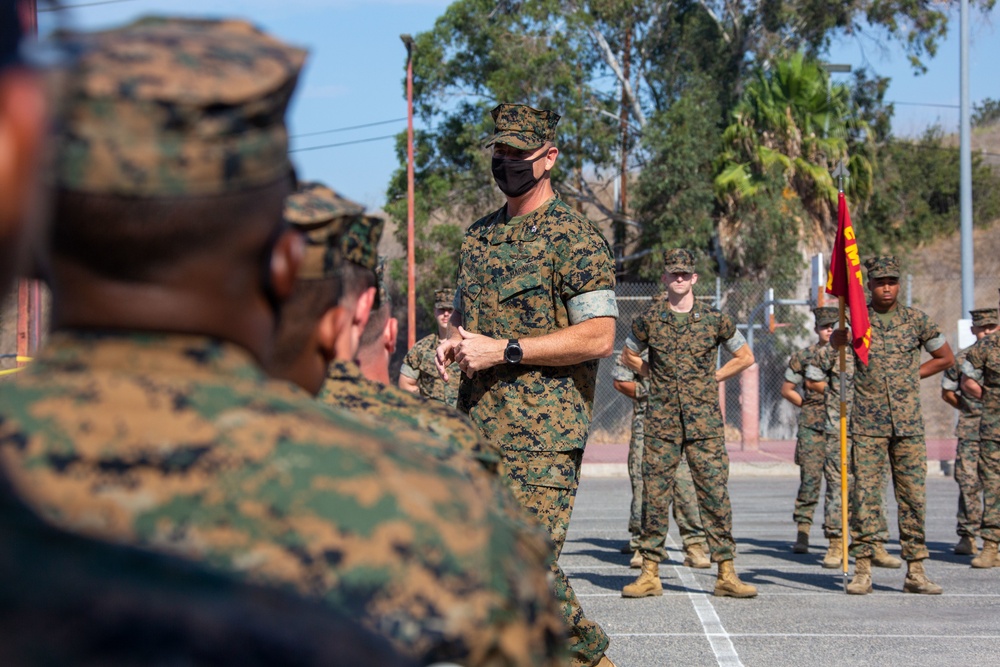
41;0;1000;210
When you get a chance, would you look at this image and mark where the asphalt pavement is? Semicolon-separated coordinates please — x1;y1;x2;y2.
563;473;1000;667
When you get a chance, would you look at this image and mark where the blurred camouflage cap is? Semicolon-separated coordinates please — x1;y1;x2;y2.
971;308;999;328
864;255;900;280
663;248;695;274
53;16;307;196
813;306;839;327
485;103;560;150
434;288;454;310
340;214;384;272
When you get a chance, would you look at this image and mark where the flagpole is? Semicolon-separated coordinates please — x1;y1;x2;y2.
836;167;850;590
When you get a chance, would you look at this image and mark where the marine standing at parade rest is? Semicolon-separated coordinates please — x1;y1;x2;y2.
0;20;564;667
781;306;837;556
400;287;462;406
613;323;711;570
961;296;1000;569
620;249;757;599
833;256;954;595
436;103;619;667
942;307;999;556
806;315;899;570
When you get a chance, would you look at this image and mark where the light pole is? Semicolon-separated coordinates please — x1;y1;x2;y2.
959;0;974;319
401;34;416;349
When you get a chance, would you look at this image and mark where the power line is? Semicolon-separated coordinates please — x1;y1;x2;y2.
291;117;406;139
40;0;143;11
290;133;398;153
889;100;961;110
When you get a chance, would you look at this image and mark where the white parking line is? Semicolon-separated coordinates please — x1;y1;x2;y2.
610;632;1000;639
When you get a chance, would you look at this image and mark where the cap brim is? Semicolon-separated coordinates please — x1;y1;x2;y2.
665;265;694;274
485;131;545;151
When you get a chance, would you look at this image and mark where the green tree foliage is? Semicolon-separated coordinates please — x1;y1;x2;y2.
862;127;1000;252
972;98;1000;128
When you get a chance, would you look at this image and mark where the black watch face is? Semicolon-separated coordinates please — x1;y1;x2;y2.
506;342;523;363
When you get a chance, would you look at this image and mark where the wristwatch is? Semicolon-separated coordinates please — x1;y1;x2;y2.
504;339;523;364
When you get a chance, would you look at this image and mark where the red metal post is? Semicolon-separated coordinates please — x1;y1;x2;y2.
16;0;39;366
403;37;416;349
740;362;760;451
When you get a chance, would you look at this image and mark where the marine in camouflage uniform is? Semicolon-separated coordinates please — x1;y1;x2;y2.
622;249;757;599
400;288;462;406
438;104;618;667
0;20;564;667
942;308;999;556
783;308;836;554
841;256;954;595
960;305;1000;568
612;348;709;568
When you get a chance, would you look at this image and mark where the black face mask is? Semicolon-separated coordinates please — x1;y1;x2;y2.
491;152;546;198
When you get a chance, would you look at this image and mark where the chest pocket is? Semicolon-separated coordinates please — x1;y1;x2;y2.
500;271;543;303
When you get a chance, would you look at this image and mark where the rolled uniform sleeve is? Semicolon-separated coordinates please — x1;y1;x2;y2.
612;355;636;383
723;329;747;354
567;289;618;324
399;362;419;380
627;315;650;354
786;366;804;384
941;364;960;392
804;364;826;383
961;355;985;384
924;334;946;353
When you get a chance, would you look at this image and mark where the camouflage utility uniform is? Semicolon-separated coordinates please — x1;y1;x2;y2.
402;333;461;407
848;303;946;561
626;298;748;564
961;331;1000;551
456;102;618;667
0;19;564;667
786;343;829;531
613;352;707;552
944;345;985;541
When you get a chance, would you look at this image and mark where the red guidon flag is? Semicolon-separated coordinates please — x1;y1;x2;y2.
826;191;871;366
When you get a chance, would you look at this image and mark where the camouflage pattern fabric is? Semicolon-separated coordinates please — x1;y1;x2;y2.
456;196;616;454
434;287;454;310
807;343;855;436
284;181;365;227
0;475;415;667
402;333;461;407
456;195;615;667
503;449;609;667
944;345;984;538
786;344;827;432
851;304;944;438
0;332;565;667
485;103;560;150
639;436;735;562
849;434;930;561
340;214;384;271
613;353;706;549
962;331;1000;441
792;426;827;527
54;17;305;196
979;438;1000;545
864;255;900;280
629;299;736;442
663;248;695;273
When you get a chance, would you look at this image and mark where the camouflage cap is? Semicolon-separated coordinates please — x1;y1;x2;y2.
971;308;999;328
485;103;560;151
285;182;378;280
434;288;454;310
864;255;900;280
53;16;307;196
663;248;695;274
813;306;839;327
374;257;390;310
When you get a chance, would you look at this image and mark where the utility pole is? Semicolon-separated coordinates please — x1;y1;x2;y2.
615;24;631;267
401;34;416;348
16;0;40;368
959;0;974;319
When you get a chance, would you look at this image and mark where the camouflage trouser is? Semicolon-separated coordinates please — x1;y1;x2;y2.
628;454;706;551
849;434;929;561
503;449;609;667
980;439;1000;544
793;427;826;527
822;433;891;540
639;435;735;563
955;438;983;538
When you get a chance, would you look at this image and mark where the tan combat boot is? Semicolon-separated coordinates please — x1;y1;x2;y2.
629;550;643;569
713;559;757;598
595;654;618;667
846;556;872;595
792;523;810;553
622;558;662;598
903;559;942;595
872;543;902;568
684;542;711;569
955;535;979;556
971;540;999;568
821;537;843;569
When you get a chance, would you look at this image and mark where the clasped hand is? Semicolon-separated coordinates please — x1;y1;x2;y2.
435;327;506;381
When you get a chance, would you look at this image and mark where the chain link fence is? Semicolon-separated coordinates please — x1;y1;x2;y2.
588;273;996;445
